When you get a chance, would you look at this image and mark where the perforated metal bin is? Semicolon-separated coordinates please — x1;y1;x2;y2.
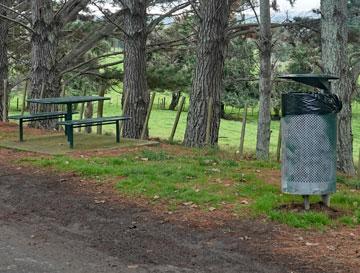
279;74;342;196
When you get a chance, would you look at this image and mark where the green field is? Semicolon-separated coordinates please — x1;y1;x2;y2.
7;88;360;160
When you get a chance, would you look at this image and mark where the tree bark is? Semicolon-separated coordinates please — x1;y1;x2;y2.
256;0;272;160
321;0;356;175
0;0;9;121
169;90;181;110
29;0;61;128
184;0;230;147
121;0;149;139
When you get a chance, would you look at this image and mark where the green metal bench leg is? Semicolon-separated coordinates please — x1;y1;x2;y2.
68;125;74;148
116;121;120;143
19;119;24;142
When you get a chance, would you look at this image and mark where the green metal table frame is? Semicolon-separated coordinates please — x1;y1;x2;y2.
27;96;111;142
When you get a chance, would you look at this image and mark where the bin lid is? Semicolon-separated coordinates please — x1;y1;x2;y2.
278;74;339;91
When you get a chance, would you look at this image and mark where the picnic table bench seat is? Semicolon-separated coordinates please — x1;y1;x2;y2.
57;116;131;148
8;111;78;141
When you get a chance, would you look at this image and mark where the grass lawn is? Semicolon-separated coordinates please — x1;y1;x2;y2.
17;145;360;230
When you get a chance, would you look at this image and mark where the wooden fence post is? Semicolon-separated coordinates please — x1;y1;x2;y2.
97;85;106;135
205;97;213;145
141;92;156;140
276;123;282;162
239;103;248;159
2;80;8;122
357;147;360;180
84;101;93;134
21;81;28;115
60;83;66;111
40;82;45;98
169;96;185;142
122;93;129;115
78;89;87;132
119;92;129;136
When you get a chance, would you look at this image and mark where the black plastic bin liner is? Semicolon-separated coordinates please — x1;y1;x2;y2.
282;92;342;116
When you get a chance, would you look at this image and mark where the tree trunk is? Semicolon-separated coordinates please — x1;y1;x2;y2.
184;0;230;147
29;0;61;129
121;0;149;139
169;90;181;110
321;0;356;175
256;0;272;160
0;0;9;121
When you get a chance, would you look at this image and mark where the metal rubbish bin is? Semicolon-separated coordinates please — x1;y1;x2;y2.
279;74;342;209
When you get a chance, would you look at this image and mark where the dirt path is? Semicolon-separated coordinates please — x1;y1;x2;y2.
0;162;345;273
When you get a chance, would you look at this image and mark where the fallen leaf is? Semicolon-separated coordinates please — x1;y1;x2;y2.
326;245;336;251
305;242;319;246
209;207;216;212
240;200;249;205
127;265;139;269
140;157;149;161
153;195;160;200
94;199;105;204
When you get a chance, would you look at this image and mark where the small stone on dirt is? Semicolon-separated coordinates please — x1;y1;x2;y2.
326;245;336;251
127;265;139;269
305;242;319;246
240;200;249;205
